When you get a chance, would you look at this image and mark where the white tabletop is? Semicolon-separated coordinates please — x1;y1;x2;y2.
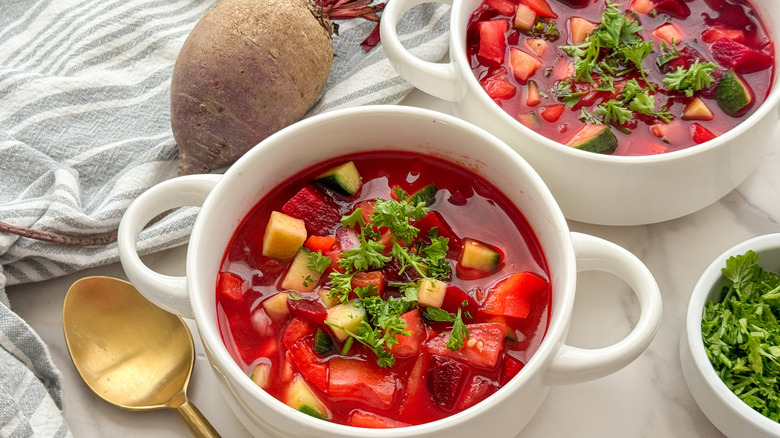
8;89;780;437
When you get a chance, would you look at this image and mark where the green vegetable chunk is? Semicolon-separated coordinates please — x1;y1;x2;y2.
565;124;618;154
702;250;780;423
315;161;363;195
716;69;755;117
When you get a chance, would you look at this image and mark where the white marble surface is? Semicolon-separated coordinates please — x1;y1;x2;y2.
7;89;780;437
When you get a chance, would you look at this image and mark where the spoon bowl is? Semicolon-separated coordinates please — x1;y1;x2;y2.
63;276;219;437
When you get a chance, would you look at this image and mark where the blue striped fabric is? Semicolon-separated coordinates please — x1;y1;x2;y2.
0;0;449;434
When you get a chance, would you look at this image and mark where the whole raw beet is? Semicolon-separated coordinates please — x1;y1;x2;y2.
171;0;334;175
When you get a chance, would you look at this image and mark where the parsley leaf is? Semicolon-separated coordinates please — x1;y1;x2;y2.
702;250;780;422
595;100;633;125
307;250;332;273
662;59;717;98
424;306;470;351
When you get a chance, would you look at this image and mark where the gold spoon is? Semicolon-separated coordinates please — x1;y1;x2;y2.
63;276;220;437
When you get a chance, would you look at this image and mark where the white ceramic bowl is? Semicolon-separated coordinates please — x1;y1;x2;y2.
681;233;780;438
380;0;780;226
117;105;662;438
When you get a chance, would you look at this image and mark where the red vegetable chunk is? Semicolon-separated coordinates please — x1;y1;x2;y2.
288;340;329;392
304;235;336;253
480;272;549;319
440;285;480;316
521;0;557;18
218;272;244;300
329;357;397;409
701;25;746;44
478;20;510;64
287;298;328;326
428;355;470;409
425;322;507;369
281;185;342;236
650;0;690;19
710;38;773;73
390;309;426;358
691;123;717;144
485;0;515;16
282;317;314;349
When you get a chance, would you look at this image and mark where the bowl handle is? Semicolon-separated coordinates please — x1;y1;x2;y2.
117;175;221;318
379;0;463;101
544;232;663;386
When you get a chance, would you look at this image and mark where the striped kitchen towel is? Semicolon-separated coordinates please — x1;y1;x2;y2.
0;0;449;435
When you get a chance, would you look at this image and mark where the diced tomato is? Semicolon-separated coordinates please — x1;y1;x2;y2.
354;200;376;226
217;272;244;300
282;185;342;236
701;25;746;44
348;410;410;428
509;48;542;83
288;340;329;392
540;104;565;122
479;67;517;100
552;59;574;80
304;235;336;253
520;0;557;18
427;355;469;409
390;309;426;358
425;322;507;369
440;285;480;316
710;38;773;73
351;271;385;296
485;0;515;16
691;123;717;144
500;354;525;385
397;353;432;423
480;272;549;319
329;357;397;408
283;318;315;349
478;20;510;64
287;298;328;326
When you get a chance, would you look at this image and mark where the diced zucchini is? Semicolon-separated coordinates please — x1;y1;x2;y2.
565;124;617;154
318;288;339;308
281;249;323;292
716;69;754;117
263;292;290;321
250;361;271;389
569;17;597;45
682;97;714;121
460;238;500;274
285;375;329;420
409;183;438;207
326;300;366;342
517;112;542;130
417;278;447;307
313;329;334;355
314;161;363;196
262;211;307;260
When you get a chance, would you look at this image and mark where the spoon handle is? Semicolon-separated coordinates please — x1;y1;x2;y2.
177;400;222;438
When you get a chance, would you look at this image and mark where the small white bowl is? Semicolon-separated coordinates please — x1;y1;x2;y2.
681;233;780;438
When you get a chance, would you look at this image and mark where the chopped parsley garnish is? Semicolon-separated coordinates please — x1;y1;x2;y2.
662;58;718;98
425;306;470;350
702;250;780;422
307;250;332;273
325;186;466;368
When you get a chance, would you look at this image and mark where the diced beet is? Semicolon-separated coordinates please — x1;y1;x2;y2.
440;285;480;316
699;67;726;99
650;0;690;19
381;257;422;283
217;272;244;300
554;0;591;8
701;25;746;44
478;19;510;64
281;185;342;236
710;38;773;74
427;355;470;409
500;354;525;385
335;226;360;251
659;45;706;74
287;298;328;326
413;210;462;248
455;376;496;411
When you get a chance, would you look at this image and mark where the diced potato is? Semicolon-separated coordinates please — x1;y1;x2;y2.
285;375;328;419
525;38;548;57
263;292;290;321
682;97;714;121
250;361;271;389
569;17;597;45
318;289;339;308
262;211;307;260
326;300;366;342
513;4;537;30
417;278;447;307
281;249;322;292
630;0;655;15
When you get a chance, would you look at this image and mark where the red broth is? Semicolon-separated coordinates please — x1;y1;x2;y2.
467;0;775;155
216;151;551;427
